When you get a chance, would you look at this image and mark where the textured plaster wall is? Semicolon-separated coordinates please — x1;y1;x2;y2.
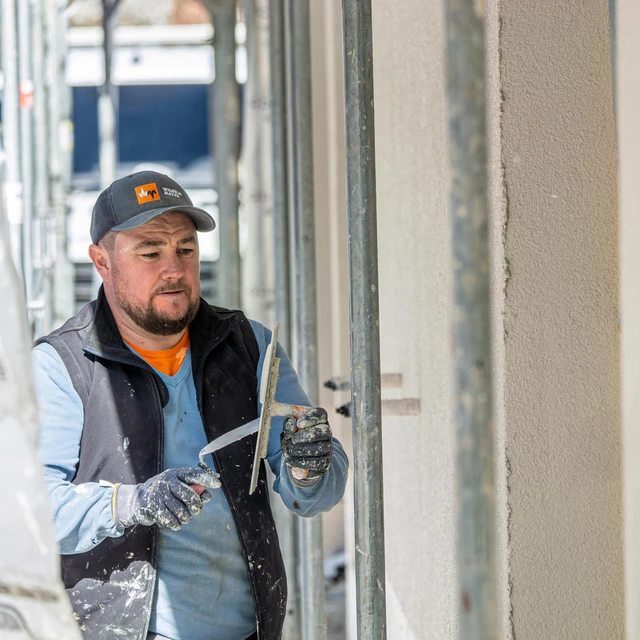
371;0;457;637
497;1;623;637
617;1;640;638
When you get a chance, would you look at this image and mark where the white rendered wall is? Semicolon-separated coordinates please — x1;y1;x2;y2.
371;0;457;637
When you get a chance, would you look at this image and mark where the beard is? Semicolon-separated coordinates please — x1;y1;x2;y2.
114;279;200;336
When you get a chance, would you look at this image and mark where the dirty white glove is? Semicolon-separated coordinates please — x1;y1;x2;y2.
114;466;221;531
280;408;333;487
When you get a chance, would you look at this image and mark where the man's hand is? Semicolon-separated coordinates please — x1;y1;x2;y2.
281;408;333;486
114;467;221;531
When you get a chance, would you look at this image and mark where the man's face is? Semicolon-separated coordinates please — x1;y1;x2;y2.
103;212;201;336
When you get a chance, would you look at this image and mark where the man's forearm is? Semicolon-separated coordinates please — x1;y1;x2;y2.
45;475;122;554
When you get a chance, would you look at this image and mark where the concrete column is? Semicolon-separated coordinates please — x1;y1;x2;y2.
489;0;623;637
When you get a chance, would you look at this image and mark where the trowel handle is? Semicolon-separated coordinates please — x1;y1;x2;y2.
290;405;311;419
272;402;311;419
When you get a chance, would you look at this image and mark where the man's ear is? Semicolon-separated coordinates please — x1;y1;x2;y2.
88;244;111;283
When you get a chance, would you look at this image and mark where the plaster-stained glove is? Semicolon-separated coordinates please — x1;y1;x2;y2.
281;408;333;487
114;467;221;531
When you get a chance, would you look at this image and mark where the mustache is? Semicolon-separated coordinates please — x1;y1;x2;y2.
153;282;192;296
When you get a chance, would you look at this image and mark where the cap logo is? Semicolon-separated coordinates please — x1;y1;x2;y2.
135;183;161;205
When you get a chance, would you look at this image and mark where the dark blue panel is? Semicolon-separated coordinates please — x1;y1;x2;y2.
118;84;209;168
73;86;100;174
71;82;246;178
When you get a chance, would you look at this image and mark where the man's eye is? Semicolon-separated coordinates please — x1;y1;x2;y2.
141;252;159;259
179;248;195;256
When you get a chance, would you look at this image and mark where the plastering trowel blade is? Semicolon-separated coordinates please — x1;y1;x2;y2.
249;323;281;494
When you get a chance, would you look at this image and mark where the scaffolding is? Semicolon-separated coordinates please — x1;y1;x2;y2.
1;0;73;337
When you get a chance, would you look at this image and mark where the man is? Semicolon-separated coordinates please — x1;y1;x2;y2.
32;171;348;640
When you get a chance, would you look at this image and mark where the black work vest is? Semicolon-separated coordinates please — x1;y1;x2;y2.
36;291;286;640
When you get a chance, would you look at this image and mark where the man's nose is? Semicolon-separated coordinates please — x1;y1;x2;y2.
161;254;186;279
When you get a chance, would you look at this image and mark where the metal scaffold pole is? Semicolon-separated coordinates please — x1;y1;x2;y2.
94;0;120;298
444;1;498;639
340;1;387;638
284;0;326;637
99;0;118;191
269;0;292;349
31;0;52;335
268;0;301;637
241;0;274;326
208;0;242;309
45;0;74;326
17;0;35;332
1;0;23;277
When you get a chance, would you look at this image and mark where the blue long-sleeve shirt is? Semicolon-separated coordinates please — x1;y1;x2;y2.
32;320;348;640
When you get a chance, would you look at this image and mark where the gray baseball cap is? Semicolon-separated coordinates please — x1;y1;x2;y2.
90;170;216;244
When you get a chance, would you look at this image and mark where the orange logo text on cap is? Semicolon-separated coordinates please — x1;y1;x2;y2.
135;183;161;205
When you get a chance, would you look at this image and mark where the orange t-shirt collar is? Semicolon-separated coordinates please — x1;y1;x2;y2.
124;330;190;377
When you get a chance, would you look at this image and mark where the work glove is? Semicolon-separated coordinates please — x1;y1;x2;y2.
114;467;221;531
281;408;333;487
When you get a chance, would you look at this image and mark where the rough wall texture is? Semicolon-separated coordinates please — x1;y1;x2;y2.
371;0;457;638
498;0;623;637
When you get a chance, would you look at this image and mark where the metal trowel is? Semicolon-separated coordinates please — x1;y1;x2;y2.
198;323;312;494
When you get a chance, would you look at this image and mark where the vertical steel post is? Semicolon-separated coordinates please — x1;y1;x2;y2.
94;0;119;297
99;0;118;190
270;0;292;349
284;0;326;637
31;0;51;335
444;2;498;639
32;0;48;225
45;0;74;325
17;0;35;331
341;2;386;638
1;0;23;277
241;0;274;326
269;0;301;637
211;0;242;309
58;2;74;197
